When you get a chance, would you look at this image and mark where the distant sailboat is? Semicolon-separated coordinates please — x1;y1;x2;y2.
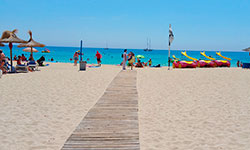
104;41;109;50
144;38;152;51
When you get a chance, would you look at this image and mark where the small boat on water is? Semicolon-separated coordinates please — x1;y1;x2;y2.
144;38;152;51
104;41;109;50
42;48;50;53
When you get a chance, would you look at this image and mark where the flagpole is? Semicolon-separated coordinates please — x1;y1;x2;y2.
168;24;171;70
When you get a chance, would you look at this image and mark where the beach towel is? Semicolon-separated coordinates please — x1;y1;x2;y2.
150;64;161;68
88;65;100;68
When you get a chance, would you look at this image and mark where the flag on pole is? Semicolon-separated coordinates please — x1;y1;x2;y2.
169;25;174;46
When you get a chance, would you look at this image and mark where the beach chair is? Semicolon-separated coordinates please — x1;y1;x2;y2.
242;63;250;69
37;56;45;66
28;61;38;71
0;69;2;78
16;65;29;73
3;61;11;72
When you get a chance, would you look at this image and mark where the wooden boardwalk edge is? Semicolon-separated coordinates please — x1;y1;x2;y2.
61;70;140;150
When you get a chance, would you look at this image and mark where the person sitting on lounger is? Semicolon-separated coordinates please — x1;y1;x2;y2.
135;60;143;68
28;54;34;61
0;50;7;73
17;56;25;66
21;54;27;61
37;56;45;66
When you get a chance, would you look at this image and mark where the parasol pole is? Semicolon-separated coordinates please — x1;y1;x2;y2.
31;47;33;59
80;40;83;61
9;42;13;71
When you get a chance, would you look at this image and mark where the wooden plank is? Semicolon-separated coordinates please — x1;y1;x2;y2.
61;70;140;150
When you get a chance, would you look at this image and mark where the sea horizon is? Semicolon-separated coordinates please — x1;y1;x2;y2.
3;44;246;52
1;45;249;67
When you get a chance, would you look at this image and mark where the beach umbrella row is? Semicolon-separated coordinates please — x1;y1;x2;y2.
0;29;27;72
0;29;45;72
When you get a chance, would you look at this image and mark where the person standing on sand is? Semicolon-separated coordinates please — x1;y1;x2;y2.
148;58;152;67
95;51;102;66
128;52;135;70
122;49;127;70
73;52;79;66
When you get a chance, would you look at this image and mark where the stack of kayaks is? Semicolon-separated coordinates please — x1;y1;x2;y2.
172;51;231;68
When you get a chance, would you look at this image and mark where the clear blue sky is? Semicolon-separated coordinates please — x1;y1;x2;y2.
0;0;249;51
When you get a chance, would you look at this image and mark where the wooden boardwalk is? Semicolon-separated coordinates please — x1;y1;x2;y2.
61;70;140;150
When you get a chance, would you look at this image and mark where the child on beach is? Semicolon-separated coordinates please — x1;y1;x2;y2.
73;52;79;66
237;60;240;67
148;58;152;67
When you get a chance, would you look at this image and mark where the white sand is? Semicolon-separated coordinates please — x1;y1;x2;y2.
1;65;250;150
0;63;121;150
138;68;250;150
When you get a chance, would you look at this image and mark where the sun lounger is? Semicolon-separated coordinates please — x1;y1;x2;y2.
16;65;28;73
0;69;2;78
3;61;10;72
28;61;38;71
242;63;250;69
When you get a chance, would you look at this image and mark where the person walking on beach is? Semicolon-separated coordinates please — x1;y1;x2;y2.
122;49;127;70
128;52;135;70
95;51;102;66
73;52;79;66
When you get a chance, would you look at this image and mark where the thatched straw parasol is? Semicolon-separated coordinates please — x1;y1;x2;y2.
242;47;250;52
0;29;27;72
18;30;45;59
23;47;38;53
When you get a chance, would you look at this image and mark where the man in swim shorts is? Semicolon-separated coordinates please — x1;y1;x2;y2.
95;51;102;66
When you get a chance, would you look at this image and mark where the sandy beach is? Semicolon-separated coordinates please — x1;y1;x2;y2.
138;68;250;150
1;64;250;149
0;63;121;150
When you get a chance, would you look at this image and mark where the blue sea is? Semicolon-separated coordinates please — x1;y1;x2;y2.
1;45;250;67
